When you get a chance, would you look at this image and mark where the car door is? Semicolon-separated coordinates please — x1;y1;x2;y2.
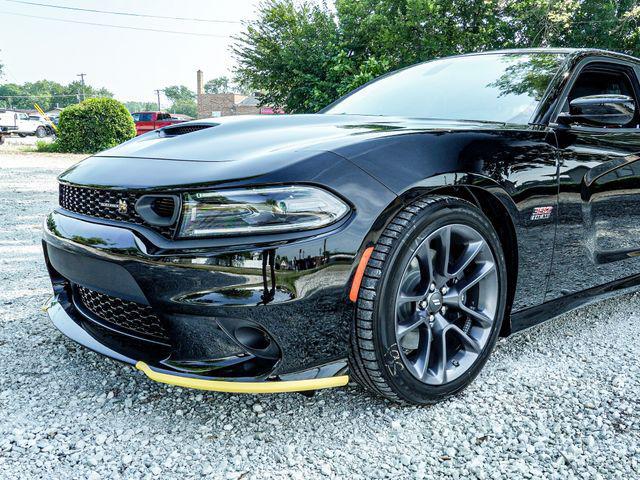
546;58;640;301
156;112;170;129
136;113;154;135
16;112;31;132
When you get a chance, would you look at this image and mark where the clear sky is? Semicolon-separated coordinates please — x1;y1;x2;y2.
0;0;260;107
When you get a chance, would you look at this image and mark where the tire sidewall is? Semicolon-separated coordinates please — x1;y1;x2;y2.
374;199;508;404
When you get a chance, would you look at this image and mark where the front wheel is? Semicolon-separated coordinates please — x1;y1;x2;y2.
349;196;508;405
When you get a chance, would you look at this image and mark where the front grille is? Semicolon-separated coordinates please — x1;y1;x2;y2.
59;184;176;238
76;286;169;342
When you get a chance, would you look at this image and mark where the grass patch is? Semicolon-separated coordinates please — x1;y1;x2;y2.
35;140;60;153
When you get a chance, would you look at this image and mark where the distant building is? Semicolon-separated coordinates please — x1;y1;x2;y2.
195;70;283;119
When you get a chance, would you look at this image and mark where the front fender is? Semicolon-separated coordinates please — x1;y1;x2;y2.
338;128;559;312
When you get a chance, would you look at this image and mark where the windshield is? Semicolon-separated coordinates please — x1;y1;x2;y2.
132;113;153;122
324;53;568;124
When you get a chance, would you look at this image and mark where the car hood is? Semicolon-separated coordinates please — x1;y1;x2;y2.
60;114;516;189
96;114;504;163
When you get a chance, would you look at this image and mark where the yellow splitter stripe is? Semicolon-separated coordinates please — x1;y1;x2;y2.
136;361;349;394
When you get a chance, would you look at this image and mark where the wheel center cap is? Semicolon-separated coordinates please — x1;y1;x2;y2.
426;291;443;313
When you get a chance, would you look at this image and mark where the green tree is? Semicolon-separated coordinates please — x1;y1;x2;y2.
233;0;640;114
163;85;195;103
204;76;231;94
233;0;341;113
163;84;197;118
124;101;158;113
0;83;27;109
168;99;197;118
0;78;112;110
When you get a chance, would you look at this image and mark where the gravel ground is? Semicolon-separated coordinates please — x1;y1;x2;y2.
0;150;639;480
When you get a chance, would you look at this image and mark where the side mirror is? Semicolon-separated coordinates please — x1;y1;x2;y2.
557;94;636;127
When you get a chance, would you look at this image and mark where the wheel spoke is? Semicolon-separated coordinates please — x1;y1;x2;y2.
459;303;493;327
415;243;435;286
432;324;448;384
442;290;460;307
448;324;482;353
399;267;421;292
413;326;432;380
457;261;495;293
397;314;425;339
437;226;451;279
449;240;484;279
397;293;425;306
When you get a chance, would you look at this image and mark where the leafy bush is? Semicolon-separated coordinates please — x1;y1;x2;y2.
35;140;60;153
52;98;136;154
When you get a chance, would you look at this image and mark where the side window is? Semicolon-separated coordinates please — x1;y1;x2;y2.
158;113;170;120
564;63;639;128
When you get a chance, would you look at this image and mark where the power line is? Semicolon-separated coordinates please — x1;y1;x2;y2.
0;11;236;37
3;0;243;24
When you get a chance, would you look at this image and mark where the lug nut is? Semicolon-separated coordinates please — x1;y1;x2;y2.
418;300;427;310
441;286;448;294
429;314;434;322
429;283;436;292
441;306;447;314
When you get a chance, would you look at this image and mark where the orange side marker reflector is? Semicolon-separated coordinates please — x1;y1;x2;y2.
349;246;374;302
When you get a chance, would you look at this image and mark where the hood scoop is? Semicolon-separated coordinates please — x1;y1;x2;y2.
160;123;217;137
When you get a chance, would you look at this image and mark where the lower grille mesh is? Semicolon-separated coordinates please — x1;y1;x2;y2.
76;286;169;341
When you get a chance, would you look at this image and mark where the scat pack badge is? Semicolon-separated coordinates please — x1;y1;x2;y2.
531;206;553;221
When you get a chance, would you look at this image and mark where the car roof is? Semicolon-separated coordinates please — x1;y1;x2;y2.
459;48;639;63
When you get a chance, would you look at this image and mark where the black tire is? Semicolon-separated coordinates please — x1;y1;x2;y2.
35;126;47;138
349;196;508;405
18;133;27;138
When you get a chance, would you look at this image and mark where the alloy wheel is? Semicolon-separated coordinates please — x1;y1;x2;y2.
394;224;498;386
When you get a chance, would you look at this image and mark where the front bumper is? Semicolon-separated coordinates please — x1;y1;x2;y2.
45;295;349;392
42;209;364;391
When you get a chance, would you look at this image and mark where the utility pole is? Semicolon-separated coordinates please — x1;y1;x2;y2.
77;73;86;101
154;89;162;111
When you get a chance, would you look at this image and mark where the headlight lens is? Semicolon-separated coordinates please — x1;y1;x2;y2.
178;186;349;237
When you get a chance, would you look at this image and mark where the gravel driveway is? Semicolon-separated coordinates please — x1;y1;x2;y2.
0;150;638;479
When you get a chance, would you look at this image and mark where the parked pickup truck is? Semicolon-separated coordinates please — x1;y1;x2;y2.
132;111;185;136
0;110;49;140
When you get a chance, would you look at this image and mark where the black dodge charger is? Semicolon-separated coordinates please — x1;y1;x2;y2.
43;48;640;404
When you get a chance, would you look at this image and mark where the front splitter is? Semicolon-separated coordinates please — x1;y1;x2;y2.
135;361;349;393
45;296;350;394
